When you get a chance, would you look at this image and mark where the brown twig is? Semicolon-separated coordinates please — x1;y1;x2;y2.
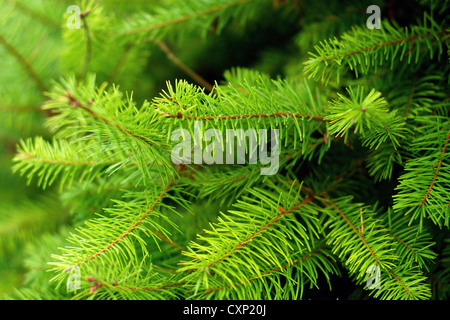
162;110;328;122
66;91;166;149
156;41;214;92
419;127;450;207
78;10;92;80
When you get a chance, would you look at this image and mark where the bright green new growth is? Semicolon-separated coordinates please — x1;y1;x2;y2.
0;0;449;300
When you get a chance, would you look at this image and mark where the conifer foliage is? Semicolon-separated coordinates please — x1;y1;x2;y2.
0;0;449;300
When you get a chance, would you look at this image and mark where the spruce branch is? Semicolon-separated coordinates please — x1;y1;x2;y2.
121;0;261;39
418;126;450;207
41;76;176;182
79;10;92;80
325;86;405;147
4;0;60;29
107;42;133;83
319;196;431;299
65;90;160;149
320;29;448;63
0;32;47;93
74;178;174;268
162;110;328;122
178;182;335;298
0;104;42;114
48;178;187;292
69;257;183;300
305;15;450;83
205;194;314;269
381;209;436;271
393;119;450;229
203;247;325;294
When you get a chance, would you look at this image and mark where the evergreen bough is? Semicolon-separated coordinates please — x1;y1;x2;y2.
0;0;449;300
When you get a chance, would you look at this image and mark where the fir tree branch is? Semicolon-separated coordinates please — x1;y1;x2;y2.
75;178;175;267
220;172;251;186
362;67;391;87
393;120;450;229
0;33;47;93
384;232;419;259
324;197;380;264
321;29;449;63
430;94;450;116
5;0;60;29
0;104;42;114
322;196;414;298
15;152;105;166
381;209;436;271
205;195;314;269
65;91;163;149
107;42;133;83
123;0;255;36
419;126;450;207
79;10;92;80
162;110;328;122
84;275;186;293
305;16;450;83
152;230;184;250
204;248;322;294
404;75;418;121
